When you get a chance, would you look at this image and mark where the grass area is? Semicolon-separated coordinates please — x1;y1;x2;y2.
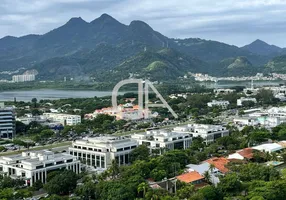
0;141;72;156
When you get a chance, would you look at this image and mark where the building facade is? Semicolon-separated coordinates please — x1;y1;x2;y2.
131;130;192;154
237;97;257;106
173;124;229;144
207;100;229;109
0;151;80;186
69;136;138;169
12;75;35;82
43;113;81;126
0;103;15;139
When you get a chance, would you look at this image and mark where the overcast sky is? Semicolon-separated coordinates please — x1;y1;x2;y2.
1;0;286;47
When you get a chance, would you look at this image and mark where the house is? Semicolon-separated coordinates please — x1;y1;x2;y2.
176;171;205;185
252;143;283;153
186;162;221;185
205;157;229;174
227;148;254;160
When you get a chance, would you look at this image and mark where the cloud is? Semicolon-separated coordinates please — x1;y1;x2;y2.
0;0;286;46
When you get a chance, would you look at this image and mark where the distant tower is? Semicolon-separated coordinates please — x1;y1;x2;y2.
144;46;147;52
251;79;254;89
64;77;67;82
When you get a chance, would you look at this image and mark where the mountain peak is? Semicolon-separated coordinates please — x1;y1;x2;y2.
91;13;119;25
129;20;153;31
241;39;282;56
66;17;87;25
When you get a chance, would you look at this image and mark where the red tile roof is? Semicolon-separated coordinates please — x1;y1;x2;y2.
237;148;253;159
176;171;204;183
205;157;229;173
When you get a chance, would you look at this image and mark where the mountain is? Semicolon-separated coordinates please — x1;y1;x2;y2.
96;48;209;82
265;54;286;73
212;56;258;76
241;39;282;56
0;13;281;80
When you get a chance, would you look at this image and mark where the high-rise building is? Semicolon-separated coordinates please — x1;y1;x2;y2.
12;74;35;82
0;103;15;139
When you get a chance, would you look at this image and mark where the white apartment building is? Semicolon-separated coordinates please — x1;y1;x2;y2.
131;130;192;153
0;103;15;139
12;74;35;82
43;113;81;126
207;100;229;109
69;136;138;169
214;89;235;96
0;151;80;186
173;124;229;144
237;97;257;106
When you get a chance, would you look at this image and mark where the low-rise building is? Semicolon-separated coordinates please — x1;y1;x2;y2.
69;136;138;169
43;113;81;126
214;89;235;96
176;171;205;185
227;148;254;160
173;124;229;144
252;143;283;153
0;151;80;186
207;100;229;109
237;97;257;106
131;130;192;154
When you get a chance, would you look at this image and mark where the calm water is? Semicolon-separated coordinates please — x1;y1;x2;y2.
0;89;120;102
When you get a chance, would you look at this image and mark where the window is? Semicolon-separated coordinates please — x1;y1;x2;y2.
82;147;87;150
36;165;43;169
88;148;93;151
131;145;137;149
66;159;73;163
56;161;64;165
46;163;53;167
124;147;130;150
117;148;123;152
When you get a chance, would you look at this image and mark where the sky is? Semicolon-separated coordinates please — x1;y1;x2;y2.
1;0;286;47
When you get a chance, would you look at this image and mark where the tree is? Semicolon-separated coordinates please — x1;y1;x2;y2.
199;185;219;200
32;180;43;191
31;98;38;108
176;184;195;199
137;182;148;198
203;171;211;184
44;170;78;195
76;180;97;200
130;145;150;163
217;173;242;196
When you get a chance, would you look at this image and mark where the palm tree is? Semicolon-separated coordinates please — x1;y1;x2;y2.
137;182;148;197
109;160;120;180
209;163;215;173
203;171;211;184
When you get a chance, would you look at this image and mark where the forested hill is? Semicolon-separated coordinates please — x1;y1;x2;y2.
0;13;285;81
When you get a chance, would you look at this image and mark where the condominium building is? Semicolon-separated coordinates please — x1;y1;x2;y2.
207;100;229;109
173;124;229;144
12;74;35;82
237;97;257;106
0;103;15;139
43;113;81;126
69;136;138;169
0;151;80;186
131;130;192;153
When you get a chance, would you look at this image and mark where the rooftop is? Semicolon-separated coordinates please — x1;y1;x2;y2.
176;171;204;183
237;148;254;159
205;157;229;174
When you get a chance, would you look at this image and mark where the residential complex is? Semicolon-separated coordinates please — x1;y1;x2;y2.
173;124;229;144
207;100;229;109
131;129;192;153
43;113;81;126
69;136;138;169
0;151;80;186
12;74;35;82
0;103;15;139
237;97;257;106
